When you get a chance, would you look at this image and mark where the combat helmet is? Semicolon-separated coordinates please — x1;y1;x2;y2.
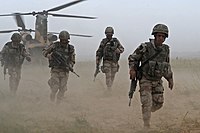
105;26;114;34
59;30;70;40
11;33;22;42
151;24;169;38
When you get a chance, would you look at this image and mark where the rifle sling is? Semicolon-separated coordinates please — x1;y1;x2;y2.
139;48;162;69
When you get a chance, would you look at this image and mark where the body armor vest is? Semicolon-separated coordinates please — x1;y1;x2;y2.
102;38;120;62
4;42;25;66
49;42;73;68
141;42;170;80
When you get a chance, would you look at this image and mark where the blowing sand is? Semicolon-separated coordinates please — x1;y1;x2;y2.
0;59;200;133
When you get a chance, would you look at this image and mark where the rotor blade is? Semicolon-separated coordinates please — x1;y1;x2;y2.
48;13;96;19
49;32;92;37
0;13;16;16
15;14;25;29
0;12;33;17
16;12;35;16
70;33;92;37
47;0;86;12
0;29;19;33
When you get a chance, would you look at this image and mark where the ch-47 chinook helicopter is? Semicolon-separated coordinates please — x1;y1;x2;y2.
0;0;96;63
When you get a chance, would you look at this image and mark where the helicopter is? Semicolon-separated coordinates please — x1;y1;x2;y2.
0;0;96;63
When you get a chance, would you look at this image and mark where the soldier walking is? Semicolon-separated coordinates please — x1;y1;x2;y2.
128;24;174;128
0;33;31;95
95;26;124;90
43;31;75;103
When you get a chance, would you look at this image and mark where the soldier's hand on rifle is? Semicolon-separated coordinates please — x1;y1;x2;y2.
128;91;134;99
129;69;136;79
168;78;174;90
26;56;31;62
115;48;121;54
47;53;52;60
69;63;74;72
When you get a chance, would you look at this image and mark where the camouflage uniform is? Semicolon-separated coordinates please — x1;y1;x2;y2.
128;24;174;128
43;31;75;103
96;27;124;90
0;33;31;95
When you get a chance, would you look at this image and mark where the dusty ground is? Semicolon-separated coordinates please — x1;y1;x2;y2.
0;59;200;133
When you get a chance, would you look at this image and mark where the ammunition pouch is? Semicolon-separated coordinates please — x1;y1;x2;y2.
147;61;169;79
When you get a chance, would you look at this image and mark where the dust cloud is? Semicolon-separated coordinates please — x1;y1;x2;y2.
0;59;200;133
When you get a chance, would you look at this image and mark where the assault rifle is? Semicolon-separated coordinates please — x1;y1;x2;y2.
51;51;80;77
0;58;7;80
128;80;137;106
93;64;100;82
128;46;163;106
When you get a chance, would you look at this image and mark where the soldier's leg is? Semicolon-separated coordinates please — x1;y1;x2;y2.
139;80;152;128
105;70;112;90
110;63;119;89
9;74;16;95
57;72;69;103
103;62;112;90
110;72;115;87
8;68;18;95
14;68;21;93
48;72;59;102
151;81;164;112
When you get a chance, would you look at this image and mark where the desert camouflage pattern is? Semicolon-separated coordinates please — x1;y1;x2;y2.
128;39;173;127
43;42;75;103
96;37;124;89
1;42;30;94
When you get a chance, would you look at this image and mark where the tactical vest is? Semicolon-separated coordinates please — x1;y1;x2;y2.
49;42;74;68
141;42;170;80
4;42;25;66
102;38;120;62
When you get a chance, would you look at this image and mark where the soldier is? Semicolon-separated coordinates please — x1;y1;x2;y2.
128;24;174;128
43;30;75;103
0;33;31;95
96;26;124;90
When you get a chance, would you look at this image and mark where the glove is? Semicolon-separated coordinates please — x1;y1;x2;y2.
69;63;74;72
129;69;136;79
47;53;52;60
168;78;174;90
128;91;134;99
115;48;121;54
26;56;31;62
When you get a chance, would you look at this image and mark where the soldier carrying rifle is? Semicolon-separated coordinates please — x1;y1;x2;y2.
128;24;174;128
95;26;124;91
0;33;31;95
43;30;77;104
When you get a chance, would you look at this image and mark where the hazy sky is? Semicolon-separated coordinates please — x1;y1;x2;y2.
0;0;199;60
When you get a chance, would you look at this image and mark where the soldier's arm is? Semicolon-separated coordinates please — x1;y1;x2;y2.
128;43;146;69
69;45;75;67
96;40;105;65
0;44;9;66
164;45;173;80
116;38;124;54
21;45;30;57
1;44;9;60
42;44;55;58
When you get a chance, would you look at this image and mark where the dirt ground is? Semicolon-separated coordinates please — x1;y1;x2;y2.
0;59;200;133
